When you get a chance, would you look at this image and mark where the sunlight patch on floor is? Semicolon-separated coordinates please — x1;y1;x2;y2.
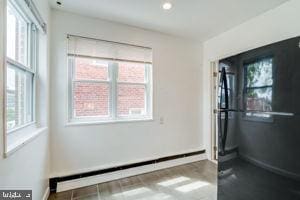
175;181;209;193
157;176;190;187
113;187;151;197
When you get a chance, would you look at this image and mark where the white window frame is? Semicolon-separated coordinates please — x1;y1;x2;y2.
115;62;152;120
2;0;47;157
67;55;153;125
5;0;38;134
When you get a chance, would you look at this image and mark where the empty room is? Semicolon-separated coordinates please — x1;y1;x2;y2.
0;0;300;200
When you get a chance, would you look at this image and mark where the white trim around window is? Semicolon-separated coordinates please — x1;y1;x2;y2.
66;35;153;125
67;57;153;125
5;1;38;133
3;0;46;157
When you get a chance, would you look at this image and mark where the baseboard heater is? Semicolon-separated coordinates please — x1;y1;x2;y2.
49;149;205;192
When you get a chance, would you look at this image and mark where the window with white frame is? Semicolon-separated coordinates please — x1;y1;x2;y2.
6;0;38;132
67;35;153;123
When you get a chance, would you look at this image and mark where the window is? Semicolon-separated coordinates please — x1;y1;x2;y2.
68;35;153;123
244;57;273;119
6;1;38;132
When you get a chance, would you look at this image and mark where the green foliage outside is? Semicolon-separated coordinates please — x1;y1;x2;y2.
246;58;273;98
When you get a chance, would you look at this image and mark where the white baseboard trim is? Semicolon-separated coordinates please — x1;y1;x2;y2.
42;187;50;200
57;153;207;192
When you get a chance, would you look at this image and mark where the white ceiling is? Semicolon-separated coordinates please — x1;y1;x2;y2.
49;0;289;41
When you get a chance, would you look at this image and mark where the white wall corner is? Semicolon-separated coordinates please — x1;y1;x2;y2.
42;187;50;200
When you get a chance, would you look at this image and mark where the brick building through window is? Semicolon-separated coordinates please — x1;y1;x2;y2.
68;35;153;123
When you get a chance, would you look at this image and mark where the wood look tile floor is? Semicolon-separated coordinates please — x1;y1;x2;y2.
49;160;217;200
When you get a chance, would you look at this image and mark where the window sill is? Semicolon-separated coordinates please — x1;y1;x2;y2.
7;121;36;135
5;127;48;158
66;117;154;126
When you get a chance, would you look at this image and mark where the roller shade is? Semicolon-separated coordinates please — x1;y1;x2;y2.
13;0;47;33
67;35;153;64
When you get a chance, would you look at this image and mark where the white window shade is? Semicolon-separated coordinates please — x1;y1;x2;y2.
68;35;153;64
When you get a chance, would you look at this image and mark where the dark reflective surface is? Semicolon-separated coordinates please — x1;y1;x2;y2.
218;36;300;200
219;158;300;200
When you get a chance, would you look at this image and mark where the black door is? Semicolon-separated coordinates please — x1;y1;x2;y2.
217;36;300;200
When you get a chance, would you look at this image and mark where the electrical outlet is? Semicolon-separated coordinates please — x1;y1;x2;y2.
159;117;164;124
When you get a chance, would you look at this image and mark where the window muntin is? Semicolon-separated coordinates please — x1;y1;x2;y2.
244;57;273;118
6;1;37;132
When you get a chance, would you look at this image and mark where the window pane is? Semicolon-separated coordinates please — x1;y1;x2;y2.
246;58;273;87
117;84;146;117
73;82;109;117
7;3;28;66
118;62;145;83
6;65;33;131
246;87;272;117
75;57;108;81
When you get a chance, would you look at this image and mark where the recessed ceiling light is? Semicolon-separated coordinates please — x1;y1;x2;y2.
56;1;62;6
162;2;172;10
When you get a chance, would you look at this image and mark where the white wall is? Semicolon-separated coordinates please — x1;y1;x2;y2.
202;0;300;159
50;10;203;177
0;0;50;199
